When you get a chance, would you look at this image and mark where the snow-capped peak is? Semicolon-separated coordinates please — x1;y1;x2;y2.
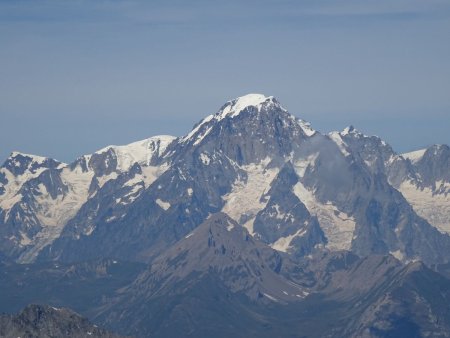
429;144;448;156
2;151;64;178
180;93;319;147
91;135;176;171
7;151;60;165
341;125;357;136
340;125;372;139
182;94;293;145
217;93;280;120
222;94;315;137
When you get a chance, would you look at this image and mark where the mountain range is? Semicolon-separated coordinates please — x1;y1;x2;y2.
1;93;449;337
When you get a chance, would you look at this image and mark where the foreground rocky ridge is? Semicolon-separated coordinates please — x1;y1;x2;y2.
2;221;450;337
92;214;450;337
0;304;124;338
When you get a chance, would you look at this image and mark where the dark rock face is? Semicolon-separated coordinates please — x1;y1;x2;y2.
88;148;118;177
0;172;7;195
69;156;90;173
0;304;123;338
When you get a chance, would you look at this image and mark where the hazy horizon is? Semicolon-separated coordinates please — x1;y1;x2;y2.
1;0;449;163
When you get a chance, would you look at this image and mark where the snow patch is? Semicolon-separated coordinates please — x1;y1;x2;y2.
123;175;143;187
271;204;287;220
293;180;355;251
329;132;350;156
398;180;450;234
341;126;353;136
117;184;143;205
219;94;271;120
95;135;175;171
221;158;278;235
293;154;318;177
96;172;118;189
0;192;22;216
199;153;211;165
182;114;214;143
298;120;316;137
156;198;171;210
20;232;32;246
226;221;235;232
141;164;170;188
402;149;426;163
106;216;117;223
263;293;279;302
390;250;404;261
270;228;307;253
17;167;95;263
242;218;256;236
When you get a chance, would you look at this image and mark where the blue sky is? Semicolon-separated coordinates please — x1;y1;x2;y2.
1;0;450;163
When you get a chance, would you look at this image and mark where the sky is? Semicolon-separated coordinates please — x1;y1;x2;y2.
1;0;449;163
